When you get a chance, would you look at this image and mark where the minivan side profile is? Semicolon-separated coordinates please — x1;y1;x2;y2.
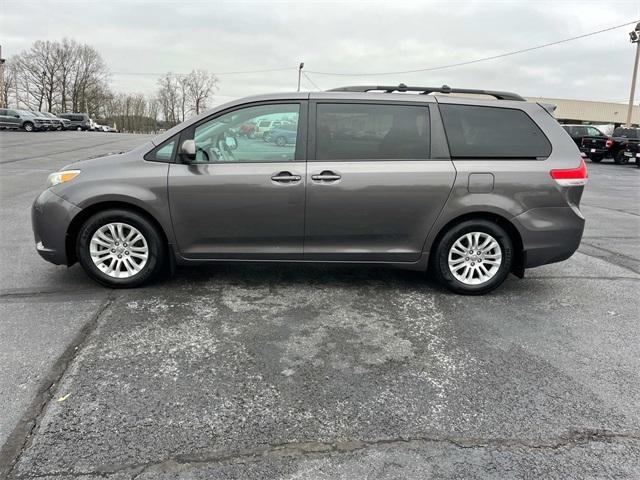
32;85;587;294
58;113;92;131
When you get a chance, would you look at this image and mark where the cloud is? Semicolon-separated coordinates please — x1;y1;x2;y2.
1;0;638;102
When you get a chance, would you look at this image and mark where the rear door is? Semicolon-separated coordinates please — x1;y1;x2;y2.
304;97;456;262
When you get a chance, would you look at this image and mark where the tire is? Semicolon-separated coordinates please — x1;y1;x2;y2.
614;151;628;165
275;136;287;147
431;219;513;295
76;209;166;288
76;126;82;131
23;122;34;132
590;156;602;163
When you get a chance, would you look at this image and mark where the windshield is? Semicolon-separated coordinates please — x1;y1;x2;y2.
613;128;640;138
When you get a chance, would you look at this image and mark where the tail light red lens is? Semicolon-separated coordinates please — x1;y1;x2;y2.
605;138;613;148
550;158;588;187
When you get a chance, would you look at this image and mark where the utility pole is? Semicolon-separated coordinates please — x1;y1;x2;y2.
297;62;304;92
0;45;5;108
626;22;640;127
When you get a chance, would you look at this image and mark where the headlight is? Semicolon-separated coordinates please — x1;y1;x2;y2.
47;170;81;187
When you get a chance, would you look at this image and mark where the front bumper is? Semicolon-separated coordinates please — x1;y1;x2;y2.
32;189;81;265
512;206;585;269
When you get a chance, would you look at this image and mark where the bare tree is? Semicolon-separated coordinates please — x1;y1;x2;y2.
156;73;181;126
185;69;218;115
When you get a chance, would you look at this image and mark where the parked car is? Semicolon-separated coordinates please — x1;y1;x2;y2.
254;119;284;138
58;113;92;131
581;127;640;164
562;124;606;148
32;84;587;295
0;108;23;130
265;124;298;146
16;110;52;131
622;138;640;167
35;111;71;131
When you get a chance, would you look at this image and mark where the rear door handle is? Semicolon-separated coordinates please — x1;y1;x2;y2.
311;170;341;182
271;171;301;183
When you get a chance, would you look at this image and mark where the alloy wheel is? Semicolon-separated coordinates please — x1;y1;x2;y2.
448;232;502;285
89;222;149;279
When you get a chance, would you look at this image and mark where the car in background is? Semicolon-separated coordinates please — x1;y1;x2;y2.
622;138;640;167
264;124;298;146
581;127;640;164
0;108;23;130
58;113;92;131
255;119;284;138
15;110;51;132
35;111;71;131
562;124;606;148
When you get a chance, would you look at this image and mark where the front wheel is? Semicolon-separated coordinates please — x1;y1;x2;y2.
76;209;166;288
23;122;34;132
431;219;513;295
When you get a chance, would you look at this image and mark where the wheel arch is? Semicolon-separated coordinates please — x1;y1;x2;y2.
427;211;525;278
65;201;171;266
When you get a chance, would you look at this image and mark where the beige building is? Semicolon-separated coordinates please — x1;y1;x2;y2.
526;97;639;126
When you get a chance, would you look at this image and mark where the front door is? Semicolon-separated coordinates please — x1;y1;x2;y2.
169;101;307;260
304;100;456;263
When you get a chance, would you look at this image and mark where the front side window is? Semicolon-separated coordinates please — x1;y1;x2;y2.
316;103;430;160
439;104;551;158
586;127;603;136
192;104;300;163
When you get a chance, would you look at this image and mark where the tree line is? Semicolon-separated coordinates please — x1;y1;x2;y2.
2;39;218;133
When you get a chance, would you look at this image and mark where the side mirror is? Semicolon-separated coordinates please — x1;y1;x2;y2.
180;139;196;161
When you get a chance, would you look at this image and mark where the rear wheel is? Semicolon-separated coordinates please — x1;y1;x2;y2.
275;136;287;147
76;209;165;288
614;151;628;165
432;219;513;295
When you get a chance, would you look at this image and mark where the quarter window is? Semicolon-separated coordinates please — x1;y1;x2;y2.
192;104;300;163
145;136;177;163
316;103;430;160
439;104;551;158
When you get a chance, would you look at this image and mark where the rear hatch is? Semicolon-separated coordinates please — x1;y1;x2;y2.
581;136;607;150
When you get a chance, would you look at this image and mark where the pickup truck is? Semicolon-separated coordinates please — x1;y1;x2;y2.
622;138;640;167
581;127;640;164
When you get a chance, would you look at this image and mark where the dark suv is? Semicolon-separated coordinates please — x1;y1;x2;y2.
58;113;91;131
32;85;587;294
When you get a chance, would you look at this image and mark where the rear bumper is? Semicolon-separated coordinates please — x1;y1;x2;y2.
512;206;585;269
32;189;81;265
579;147;609;158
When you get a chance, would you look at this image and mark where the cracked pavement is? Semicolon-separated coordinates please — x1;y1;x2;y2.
0;131;639;479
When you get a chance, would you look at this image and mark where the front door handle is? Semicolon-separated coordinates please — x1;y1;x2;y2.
271;171;301;183
311;170;341;182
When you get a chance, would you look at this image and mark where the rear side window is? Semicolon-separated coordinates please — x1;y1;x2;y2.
316;103;430;160
439;104;551;159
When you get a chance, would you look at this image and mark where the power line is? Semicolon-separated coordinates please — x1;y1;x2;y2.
302;71;322;91
305;20;640;77
111;67;295;76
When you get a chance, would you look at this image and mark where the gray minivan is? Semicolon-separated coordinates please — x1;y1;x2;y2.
32;85;587;294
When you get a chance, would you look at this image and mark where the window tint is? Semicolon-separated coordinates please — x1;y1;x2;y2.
192;104;300;163
439;104;551;158
613;128;639;138
145;137;177;163
316;103;430;160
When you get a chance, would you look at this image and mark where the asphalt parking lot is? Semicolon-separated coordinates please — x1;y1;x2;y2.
0;130;638;479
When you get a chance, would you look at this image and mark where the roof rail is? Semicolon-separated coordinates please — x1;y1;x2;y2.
327;84;525;101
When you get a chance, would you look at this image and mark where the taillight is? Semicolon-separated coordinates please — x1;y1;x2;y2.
550;158;588;187
605;138;613;148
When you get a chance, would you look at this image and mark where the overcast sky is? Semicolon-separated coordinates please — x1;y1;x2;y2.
2;0;639;104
